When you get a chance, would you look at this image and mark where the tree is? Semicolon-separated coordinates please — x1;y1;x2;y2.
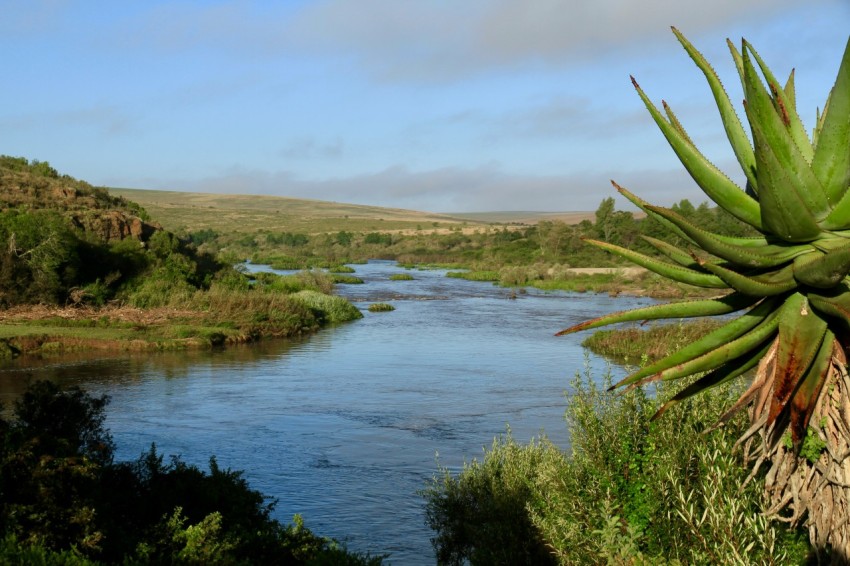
559;30;850;560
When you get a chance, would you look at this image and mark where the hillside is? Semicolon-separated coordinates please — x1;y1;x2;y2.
111;188;482;235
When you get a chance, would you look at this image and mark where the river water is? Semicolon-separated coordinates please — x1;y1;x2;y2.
0;260;656;563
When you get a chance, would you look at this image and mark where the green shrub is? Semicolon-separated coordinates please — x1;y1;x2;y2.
0;381;385;565
445;270;499;282
291;290;363;323
330;274;364;284
368;303;395;312
423;365;811;565
329;265;356;273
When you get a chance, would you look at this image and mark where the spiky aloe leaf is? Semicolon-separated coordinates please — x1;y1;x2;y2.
672;27;757;191
613;182;694;243
745;40;814;164
651;339;772;421
641;236;703;269
613;297;777;388
556;292;758;336
647;205;813;267
582;239;727;288
792;242;850;288
744;47;830;227
814;38;850;211
630;76;763;229
628;308;780;388
699;262;796;296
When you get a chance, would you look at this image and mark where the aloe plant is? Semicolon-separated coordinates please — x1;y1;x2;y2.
559;28;850;556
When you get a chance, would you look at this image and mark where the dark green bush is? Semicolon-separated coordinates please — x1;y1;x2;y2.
0;381;384;565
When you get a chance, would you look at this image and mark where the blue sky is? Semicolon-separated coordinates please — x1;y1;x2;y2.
1;1;848;212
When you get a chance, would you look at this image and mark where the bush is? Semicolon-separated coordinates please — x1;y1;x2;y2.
0;381;384;565
330;274;364;284
368;303;395;312
291;290;363;324
423;365;811;565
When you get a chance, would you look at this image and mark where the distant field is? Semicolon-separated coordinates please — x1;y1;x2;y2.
444;211;598;225
110;188;597;235
110;188;479;234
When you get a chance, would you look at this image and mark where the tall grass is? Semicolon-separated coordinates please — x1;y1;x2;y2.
582;319;723;364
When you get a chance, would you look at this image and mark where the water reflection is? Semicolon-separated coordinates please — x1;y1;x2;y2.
0;260;656;564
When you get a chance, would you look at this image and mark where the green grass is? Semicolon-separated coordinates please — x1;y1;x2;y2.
389;273;414;281
329;265;356;273
330;274;364;284
445;270;500;282
368;303;395;312
581;319;723;365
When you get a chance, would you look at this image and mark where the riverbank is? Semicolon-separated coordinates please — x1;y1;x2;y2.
0;286;362;361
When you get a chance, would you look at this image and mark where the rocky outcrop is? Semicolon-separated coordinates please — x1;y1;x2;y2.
69;210;161;242
0;167;161;243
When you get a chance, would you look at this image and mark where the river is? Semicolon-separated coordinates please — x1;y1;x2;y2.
0;260;656;563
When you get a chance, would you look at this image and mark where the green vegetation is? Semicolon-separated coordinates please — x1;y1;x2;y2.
330;274;364;284
582;319;723;365
0;157;364;360
558;31;850;557
388;273;414;281
367;303;395;313
0;380;384;564
291;290;363;324
423;366;811;565
445;270;500;282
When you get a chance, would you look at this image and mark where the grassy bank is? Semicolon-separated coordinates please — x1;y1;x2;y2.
581;318;723;365
0;271;363;361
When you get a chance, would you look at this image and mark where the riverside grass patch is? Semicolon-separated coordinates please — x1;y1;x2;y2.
368;303;395;313
291;290;363;324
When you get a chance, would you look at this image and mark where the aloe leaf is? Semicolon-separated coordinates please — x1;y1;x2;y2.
745;40;814;163
673;28;757;191
767;294;828;428
631;76;763;229
583;239;728;288
813;37;850;208
727;38;745;92
651;339;770;421
647;205;812;267
612;182;694;243
808;282;850;326
744;46;829;220
793;242;850;288
640;236;703;269
613;297;777;388
662;101;696;146
748;100;824;241
700;262;796;296
555;292;759;336
787;330;835;444
643;308;779;385
784;69;797;110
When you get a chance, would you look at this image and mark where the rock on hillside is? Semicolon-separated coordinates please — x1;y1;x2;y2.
0;156;161;242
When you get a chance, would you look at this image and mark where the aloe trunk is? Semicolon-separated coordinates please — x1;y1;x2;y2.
559;29;850;560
